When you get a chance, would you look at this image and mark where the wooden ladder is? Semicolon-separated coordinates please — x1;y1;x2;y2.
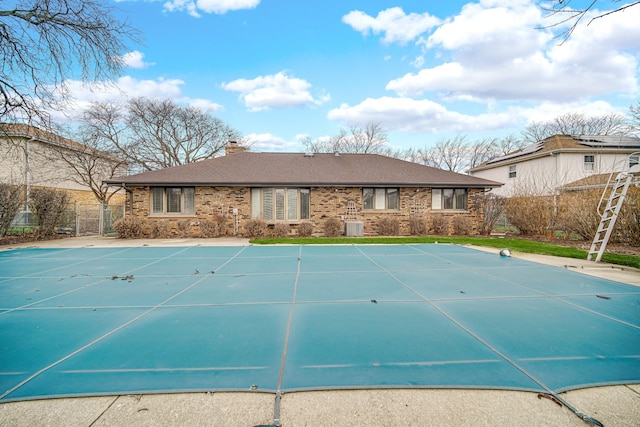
587;172;633;262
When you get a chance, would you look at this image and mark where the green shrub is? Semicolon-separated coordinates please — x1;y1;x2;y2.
323;217;343;237
377;216;400;236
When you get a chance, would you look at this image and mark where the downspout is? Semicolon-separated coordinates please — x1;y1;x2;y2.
125;185;133;217
25;137;34;216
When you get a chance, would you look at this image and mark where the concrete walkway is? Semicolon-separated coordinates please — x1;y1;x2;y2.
1;236;639;426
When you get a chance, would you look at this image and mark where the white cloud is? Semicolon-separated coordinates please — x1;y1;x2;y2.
163;0;259;16
342;7;440;44
120;51;155;69
53;76;222;120
327;97;519;133
385;0;639;103
221;72;329;111
518;100;626;125
186;98;224;112
244;133;301;151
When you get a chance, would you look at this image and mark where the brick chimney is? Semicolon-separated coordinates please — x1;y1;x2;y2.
225;141;246;155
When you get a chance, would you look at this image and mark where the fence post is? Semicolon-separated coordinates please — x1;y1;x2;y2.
75;201;79;237
99;202;104;236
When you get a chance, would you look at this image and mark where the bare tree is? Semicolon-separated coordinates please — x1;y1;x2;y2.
468;137;499;169
81;98;242;172
302;121;390;155
522;112;628;144
0;0;139;127
493;134;527;157
414;135;471;173
342;122;389;154
52;127;129;204
541;0;640;42
629;101;640;136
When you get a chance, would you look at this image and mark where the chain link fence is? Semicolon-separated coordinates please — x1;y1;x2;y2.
10;202;125;236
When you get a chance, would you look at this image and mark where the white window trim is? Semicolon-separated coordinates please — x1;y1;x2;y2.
251;187;310;223
583;155;595;172
150;187;195;216
362;188;400;211
508;165;517;179
431;188;468;211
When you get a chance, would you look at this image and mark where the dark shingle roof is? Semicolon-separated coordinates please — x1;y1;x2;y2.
107;152;501;188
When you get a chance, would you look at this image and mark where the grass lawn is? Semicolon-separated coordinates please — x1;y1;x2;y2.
251;236;640;269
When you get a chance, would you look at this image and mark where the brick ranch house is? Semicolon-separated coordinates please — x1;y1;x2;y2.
106;145;502;237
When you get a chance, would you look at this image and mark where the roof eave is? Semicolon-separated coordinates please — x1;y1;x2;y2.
107;180;502;188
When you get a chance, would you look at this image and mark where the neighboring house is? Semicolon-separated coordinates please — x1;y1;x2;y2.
469;134;640;196
106;144;501;237
0;124;128;205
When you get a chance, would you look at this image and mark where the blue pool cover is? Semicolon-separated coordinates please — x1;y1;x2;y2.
0;244;639;402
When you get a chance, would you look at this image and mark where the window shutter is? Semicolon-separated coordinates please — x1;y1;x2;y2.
251;188;261;219
183;188;195;214
275;188;285;220
287;189;298;220
263;188;273;220
151;188;164;213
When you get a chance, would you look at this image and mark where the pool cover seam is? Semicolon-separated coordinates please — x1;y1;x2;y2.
0;246;248;401
0;246;198;316
0;247;136;282
273;245;303;426
354;245;559;394
409;245;640;331
357;245;607;426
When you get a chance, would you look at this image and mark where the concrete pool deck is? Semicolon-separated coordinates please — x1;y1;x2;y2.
1;236;639;427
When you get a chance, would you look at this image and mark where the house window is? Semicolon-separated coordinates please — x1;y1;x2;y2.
508;165;517;179
584;155;595;172
151;187;195;215
251;188;310;221
432;189;467;210
630;155;639;168
362;188;399;210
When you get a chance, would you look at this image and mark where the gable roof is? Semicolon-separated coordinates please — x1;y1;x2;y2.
470;134;640;172
1;123;125;163
107;152;501;188
562;172;640;191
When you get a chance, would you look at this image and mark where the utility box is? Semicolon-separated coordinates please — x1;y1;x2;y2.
345;221;364;237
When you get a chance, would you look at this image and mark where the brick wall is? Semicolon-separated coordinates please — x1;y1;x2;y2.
127;185;486;237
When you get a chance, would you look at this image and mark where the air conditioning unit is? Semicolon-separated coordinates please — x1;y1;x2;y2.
345;221;364;237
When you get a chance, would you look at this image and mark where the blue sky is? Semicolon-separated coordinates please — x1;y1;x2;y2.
60;0;640;151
